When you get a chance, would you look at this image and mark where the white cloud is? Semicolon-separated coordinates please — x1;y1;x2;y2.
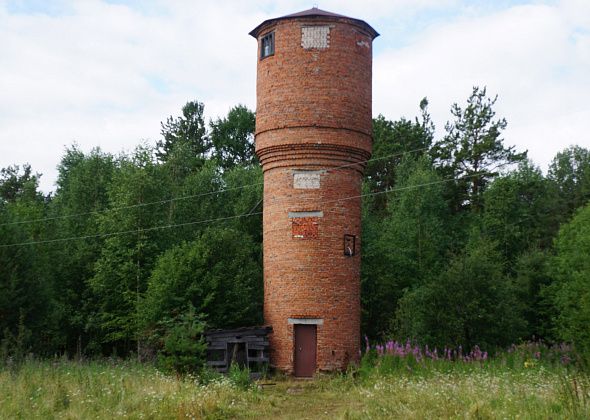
0;0;588;193
374;1;590;170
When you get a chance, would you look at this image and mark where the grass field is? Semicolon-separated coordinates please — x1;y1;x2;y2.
2;356;589;419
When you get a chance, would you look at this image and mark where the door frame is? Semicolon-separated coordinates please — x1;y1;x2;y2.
290;318;322;377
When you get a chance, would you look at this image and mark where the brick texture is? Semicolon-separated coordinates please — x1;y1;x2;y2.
253;14;376;374
291;217;320;239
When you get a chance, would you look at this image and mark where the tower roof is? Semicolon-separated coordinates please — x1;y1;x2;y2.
249;7;379;39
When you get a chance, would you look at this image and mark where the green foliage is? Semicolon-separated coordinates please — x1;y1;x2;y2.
157;100;210;163
89;146;169;353
365;99;433;213
0;312;32;363
0;237;48;356
228;363;252;390
482;160;560;261
549;203;590;353
49;146;116;354
432;86;526;211
394;235;526;349
513;249;554;340
155;305;206;375
140;227;262;331
2;96;590;360
0;172;54;356
362;156;449;338
0;164;41;204
210;105;257;169
548;145;590;219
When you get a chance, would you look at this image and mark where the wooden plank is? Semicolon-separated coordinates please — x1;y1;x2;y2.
205;326;271;335
205;329;271;340
207;339;269;347
246;344;269;350
247;357;269;363
205;326;271;376
207;361;227;367
207;336;267;343
206;343;227;350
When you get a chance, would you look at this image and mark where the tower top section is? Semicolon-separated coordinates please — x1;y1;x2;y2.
249;7;379;39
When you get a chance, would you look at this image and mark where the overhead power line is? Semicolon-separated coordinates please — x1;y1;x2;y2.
0;164;513;248
0;212;263;248
0;146;429;228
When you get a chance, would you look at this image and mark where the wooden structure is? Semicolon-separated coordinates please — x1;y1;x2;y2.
205;326;271;378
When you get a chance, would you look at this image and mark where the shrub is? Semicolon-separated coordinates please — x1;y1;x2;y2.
155;305;206;375
548;203;590;354
228;363;252;390
393;235;526;349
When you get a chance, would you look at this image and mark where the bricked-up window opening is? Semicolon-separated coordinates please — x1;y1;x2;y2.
344;234;356;256
292;217;319;239
301;26;330;49
289;211;322;239
260;32;275;59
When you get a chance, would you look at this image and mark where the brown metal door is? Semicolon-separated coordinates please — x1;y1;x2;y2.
294;324;316;377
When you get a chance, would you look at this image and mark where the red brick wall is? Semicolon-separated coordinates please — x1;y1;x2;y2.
254;15;375;374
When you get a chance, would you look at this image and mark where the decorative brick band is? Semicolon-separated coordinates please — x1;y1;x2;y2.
255;124;372;138
257;143;371;173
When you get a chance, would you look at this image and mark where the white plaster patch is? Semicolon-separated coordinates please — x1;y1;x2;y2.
301;26;330;50
288;318;324;325
294;171;321;189
288;211;323;218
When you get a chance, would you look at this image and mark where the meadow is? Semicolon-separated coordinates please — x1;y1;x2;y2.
2;344;589;419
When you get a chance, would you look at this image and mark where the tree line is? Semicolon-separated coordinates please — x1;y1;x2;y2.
1;87;589;366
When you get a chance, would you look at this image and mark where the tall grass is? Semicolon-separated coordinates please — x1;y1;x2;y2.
0;358;257;419
1;348;589;419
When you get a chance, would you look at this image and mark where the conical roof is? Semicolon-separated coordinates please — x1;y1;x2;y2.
249;7;379;39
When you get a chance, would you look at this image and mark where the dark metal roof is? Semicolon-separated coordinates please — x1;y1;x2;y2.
249;7;379;39
280;7;351;19
204;326;272;337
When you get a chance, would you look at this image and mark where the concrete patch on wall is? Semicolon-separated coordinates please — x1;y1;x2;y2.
293;170;322;189
288;318;324;325
288;211;323;218
301;26;330;49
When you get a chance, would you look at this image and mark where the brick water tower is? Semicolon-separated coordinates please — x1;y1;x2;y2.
250;8;378;376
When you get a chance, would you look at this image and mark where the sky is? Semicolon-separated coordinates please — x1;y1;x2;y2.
0;0;588;193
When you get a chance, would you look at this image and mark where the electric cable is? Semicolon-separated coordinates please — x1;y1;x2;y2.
0;146;429;227
0;163;516;248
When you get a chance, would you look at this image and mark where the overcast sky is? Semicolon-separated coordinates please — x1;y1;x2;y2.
1;0;588;193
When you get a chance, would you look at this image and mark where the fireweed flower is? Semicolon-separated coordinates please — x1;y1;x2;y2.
364;340;495;364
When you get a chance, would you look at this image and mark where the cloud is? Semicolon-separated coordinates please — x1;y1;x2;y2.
0;0;588;193
374;1;590;170
0;0;261;192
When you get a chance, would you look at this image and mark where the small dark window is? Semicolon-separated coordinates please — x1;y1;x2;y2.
261;32;274;59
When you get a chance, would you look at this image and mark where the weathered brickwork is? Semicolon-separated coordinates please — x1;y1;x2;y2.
291;217;320;239
251;11;377;374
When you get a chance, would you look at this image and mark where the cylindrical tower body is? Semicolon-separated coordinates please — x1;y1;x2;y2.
250;8;378;375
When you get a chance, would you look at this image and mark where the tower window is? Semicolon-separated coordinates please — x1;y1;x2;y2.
260;32;275;59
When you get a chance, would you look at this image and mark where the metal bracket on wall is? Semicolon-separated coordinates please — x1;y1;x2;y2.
344;234;356;256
